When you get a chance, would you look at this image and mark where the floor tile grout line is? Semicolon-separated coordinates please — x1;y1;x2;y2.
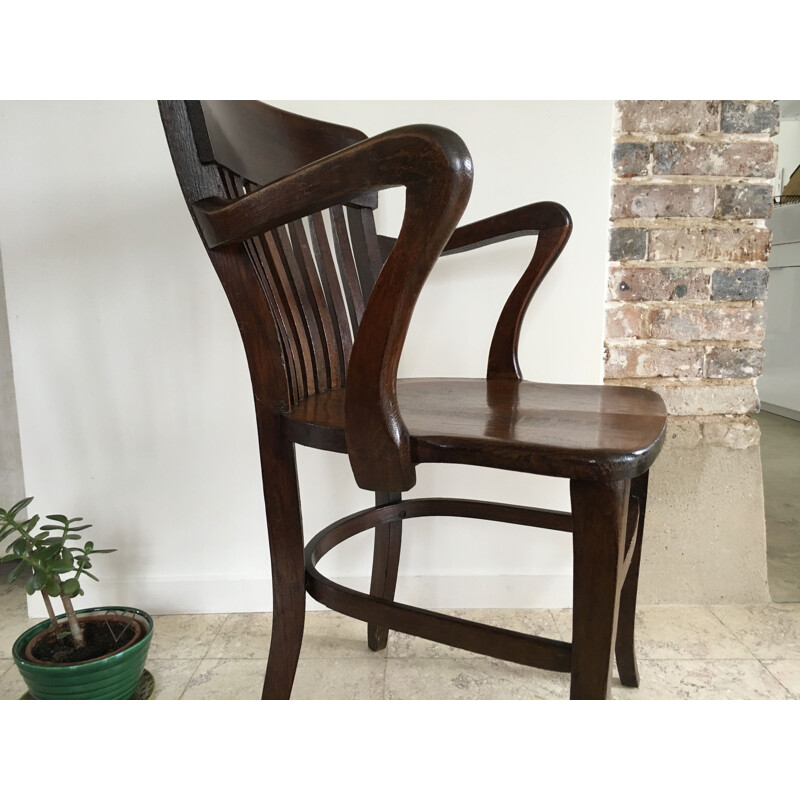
197;612;231;661
178;659;207;701
757;658;800;699
705;605;764;659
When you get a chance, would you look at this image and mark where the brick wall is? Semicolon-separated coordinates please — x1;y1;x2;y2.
605;101;779;438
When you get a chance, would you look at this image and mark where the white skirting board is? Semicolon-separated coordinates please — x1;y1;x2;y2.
24;573;575;618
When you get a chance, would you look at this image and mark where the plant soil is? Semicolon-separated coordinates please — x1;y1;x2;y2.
28;618;140;665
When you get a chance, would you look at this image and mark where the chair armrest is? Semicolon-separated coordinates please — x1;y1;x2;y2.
442;201;571;256
193;125;474;493
374;202;571;381
459;203;572;380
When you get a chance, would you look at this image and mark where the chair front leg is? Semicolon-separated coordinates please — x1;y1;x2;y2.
260;424;306;700
367;491;402;651
614;471;649;688
569;478;630;700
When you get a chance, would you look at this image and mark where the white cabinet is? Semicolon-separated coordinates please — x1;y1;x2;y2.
761;203;800;419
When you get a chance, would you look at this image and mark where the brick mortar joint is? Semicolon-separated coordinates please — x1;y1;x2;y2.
604;376;757;385
605;299;764;308
612;133;777;144
606;261;769;270
604;340;764;350
609;218;770;230
612;176;775;186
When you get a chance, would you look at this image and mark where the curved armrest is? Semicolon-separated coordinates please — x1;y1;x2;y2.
442;201;571;256
463;203;572;380
374;202;571;381
194;125;474;493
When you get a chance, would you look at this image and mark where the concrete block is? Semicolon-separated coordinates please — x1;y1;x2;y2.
640;422;770;603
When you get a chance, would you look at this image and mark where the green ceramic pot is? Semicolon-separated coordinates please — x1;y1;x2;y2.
12;606;153;700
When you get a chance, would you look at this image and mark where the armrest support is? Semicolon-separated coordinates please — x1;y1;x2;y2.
194;125;474;493
474;203;572;380
373;202;571;381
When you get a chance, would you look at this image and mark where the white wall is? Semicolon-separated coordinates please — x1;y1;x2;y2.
0;100;614;615
0;251;25;505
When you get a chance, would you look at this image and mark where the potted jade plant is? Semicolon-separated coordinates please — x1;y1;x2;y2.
0;497;153;699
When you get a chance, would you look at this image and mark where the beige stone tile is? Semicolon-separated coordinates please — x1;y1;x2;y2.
384;656;570;700
0;614;46;654
552;605;753;660
206;613;272;659
204;610;384;661
614;659;791;700
0;659;26;700
710;604;800;659
299;610;383;660
182;659;267;700
762;660;800;698
387;608;562;659
146;614;228;659
626;606;753;659
291;658;386;700
0;581;27;613
146;659;202;700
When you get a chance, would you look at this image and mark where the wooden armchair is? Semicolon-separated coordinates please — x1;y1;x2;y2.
159;100;667;699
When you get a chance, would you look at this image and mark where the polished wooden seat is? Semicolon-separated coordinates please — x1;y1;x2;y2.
284;378;666;481
160;100;667;699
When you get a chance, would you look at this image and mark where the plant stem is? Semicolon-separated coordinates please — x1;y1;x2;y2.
60;593;84;648
40;591;60;633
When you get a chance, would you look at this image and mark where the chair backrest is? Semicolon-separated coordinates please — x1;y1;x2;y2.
159;100;389;409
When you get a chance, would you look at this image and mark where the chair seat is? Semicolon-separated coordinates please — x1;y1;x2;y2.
283;378;667;481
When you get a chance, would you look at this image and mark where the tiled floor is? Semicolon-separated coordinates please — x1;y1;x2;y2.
1;411;798;700
2;582;800;699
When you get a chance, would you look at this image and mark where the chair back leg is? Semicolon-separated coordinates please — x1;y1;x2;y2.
569;478;630;700
259;418;307;700
614;471;650;687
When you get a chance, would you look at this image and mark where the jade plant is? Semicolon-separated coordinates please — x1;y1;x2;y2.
0;497;115;649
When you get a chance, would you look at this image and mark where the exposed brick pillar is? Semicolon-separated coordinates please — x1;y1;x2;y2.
605;101;779;603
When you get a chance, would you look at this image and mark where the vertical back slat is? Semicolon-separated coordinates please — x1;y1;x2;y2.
236;174;304;404
330;205;366;332
220;169;303;404
248;231;303;405
347;205;384;302
261;230;316;398
216;171;390;402
309;212;353;381
274;225;328;394
288;220;343;389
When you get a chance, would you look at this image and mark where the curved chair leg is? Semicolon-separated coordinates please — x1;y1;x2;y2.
569;478;629;700
260;423;306;700
615;471;649;688
367;491;403;651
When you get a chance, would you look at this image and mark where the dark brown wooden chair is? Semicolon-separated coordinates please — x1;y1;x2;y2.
159;100;667;699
